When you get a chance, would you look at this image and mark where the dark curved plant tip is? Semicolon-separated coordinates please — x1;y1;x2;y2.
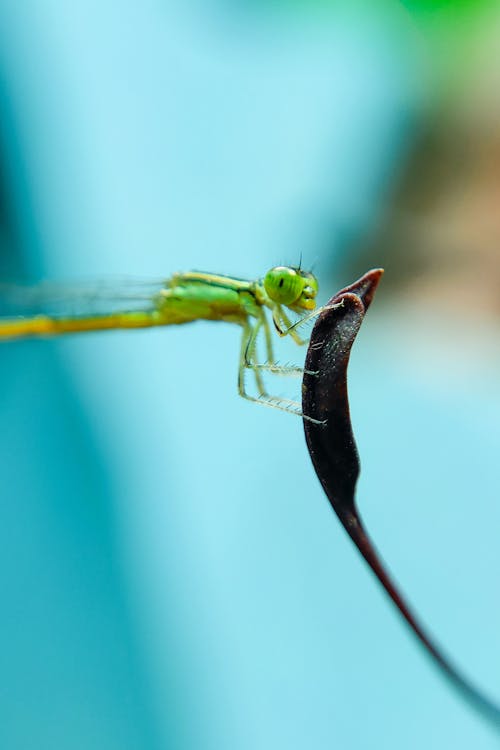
302;269;500;731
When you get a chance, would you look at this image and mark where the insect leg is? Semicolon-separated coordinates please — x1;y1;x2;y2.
271;305;312;347
246;310;303;377
281;302;344;341
238;319;323;423
243;317;269;395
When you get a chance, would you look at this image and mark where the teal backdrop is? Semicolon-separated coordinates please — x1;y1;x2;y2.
0;2;499;749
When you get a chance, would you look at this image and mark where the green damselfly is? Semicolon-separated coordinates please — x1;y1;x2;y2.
0;265;332;421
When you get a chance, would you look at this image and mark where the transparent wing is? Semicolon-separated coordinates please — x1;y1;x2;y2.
0;277;168;318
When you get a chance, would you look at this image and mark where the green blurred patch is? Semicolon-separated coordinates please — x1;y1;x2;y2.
402;0;491;13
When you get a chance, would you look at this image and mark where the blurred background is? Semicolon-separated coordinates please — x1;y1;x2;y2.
0;1;499;748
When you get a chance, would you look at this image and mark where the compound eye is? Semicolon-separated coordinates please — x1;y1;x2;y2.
264;267;303;306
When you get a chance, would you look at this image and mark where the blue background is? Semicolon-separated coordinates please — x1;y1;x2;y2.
0;2;499;748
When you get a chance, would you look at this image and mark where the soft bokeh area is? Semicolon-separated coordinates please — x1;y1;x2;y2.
1;2;499;748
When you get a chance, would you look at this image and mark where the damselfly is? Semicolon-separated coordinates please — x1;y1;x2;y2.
0;266;330;421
